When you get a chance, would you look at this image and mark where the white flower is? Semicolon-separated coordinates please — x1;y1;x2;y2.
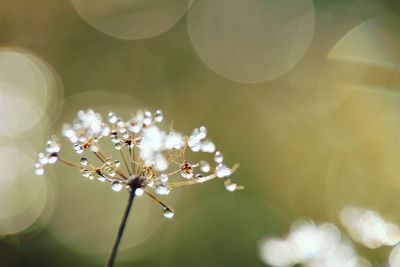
164;131;184;150
62;109;103;143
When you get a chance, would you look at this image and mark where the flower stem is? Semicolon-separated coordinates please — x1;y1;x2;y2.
107;190;135;267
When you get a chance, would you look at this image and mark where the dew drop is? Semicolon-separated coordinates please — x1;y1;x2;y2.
160;174;169;183
114;142;122;150
45;138;61;153
200;161;210;173
135;188;144;196
62;124;75;138
120;130;128;139
81;169;92;178
180;170;194;179
144;179;154;188
38;153;49;165
163;208;174;219
80;157;89;166
198;126;207;139
48;153;58;164
101;125;110;137
90;144;100;152
73;143;84;154
97;176;106;182
110;132;119;143
143;111;152;126
108;112;118;124
34;167;44;176
216;163;231;178
214;151;223;163
154;110;163;123
200;140;216;153
107;168;116;177
111;181;124;192
224;180;237;192
155;185;171;195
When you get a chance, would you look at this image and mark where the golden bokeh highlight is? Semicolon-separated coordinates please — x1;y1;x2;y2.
187;0;314;83
0;48;63;136
71;0;191;40
0;146;52;236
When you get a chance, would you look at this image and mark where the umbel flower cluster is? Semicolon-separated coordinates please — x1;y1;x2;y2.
34;109;243;218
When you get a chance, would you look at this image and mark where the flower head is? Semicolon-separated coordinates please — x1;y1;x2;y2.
35;109;243;218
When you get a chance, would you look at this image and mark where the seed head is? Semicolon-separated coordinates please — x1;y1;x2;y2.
34;109;243;217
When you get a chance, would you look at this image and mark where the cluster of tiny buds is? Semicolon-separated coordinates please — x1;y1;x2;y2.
34;109;243;218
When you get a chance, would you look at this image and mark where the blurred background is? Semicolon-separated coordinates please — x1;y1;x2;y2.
1;0;400;266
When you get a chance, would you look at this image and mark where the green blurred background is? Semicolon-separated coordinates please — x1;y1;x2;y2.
1;0;400;266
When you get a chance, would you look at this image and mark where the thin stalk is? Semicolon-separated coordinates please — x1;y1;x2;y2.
107;190;135;267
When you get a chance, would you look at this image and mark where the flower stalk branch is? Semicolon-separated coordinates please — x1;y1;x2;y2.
34;109;243;266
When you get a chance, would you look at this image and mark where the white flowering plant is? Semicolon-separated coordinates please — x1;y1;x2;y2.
34;109;242;266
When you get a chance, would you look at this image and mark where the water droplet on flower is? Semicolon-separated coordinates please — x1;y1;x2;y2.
165;132;184;149
190;142;201;152
105;159;112;165
224;180;237;192
110;132;119;143
155;110;163;123
116;119;124;128
34;167;44;176
107;168;116;177
81;169;92;178
135;188;144;196
155;153;168;171
48;153;58;164
97;176;106;182
38;152;49;165
122;130;129;139
114;160;121;168
216;163;231;178
180;170;194;179
45;137;61;153
101;125;110;137
160;174;169;183
155;185;171;195
200;140;215;153
114;142;122;150
144;179;154;188
111;181;124;192
80;157;89;166
130;123;141;134
214;151;223;163
163;208;174;219
90;144;100;152
143;111;152;126
73;143;84;154
200;161;210;173
108;112;118;124
198;126;207;139
62;124;75;138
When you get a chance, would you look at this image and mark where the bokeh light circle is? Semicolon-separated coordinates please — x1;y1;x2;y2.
187;0;315;83
0;48;63;136
0;146;51;235
316;19;400;118
71;0;191;40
